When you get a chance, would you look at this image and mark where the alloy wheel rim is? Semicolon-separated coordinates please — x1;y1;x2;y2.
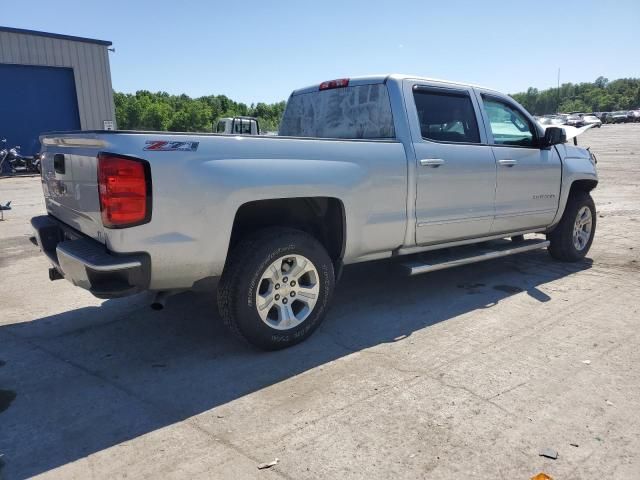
255;254;320;330
573;206;592;251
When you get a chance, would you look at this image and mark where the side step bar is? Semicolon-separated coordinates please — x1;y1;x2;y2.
401;239;550;276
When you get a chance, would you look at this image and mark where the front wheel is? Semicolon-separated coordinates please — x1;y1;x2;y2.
217;228;335;350
547;191;596;262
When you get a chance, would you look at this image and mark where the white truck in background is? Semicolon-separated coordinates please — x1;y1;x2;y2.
214;116;260;135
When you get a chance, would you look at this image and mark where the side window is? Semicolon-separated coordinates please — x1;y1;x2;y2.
216;121;226;133
240;122;252;134
232;120;252;134
412;88;480;144
482;97;536;147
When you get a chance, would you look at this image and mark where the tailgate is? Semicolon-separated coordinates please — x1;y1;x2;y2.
40;135;106;243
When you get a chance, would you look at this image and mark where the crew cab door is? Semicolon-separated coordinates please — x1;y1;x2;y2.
475;91;561;233
404;81;497;245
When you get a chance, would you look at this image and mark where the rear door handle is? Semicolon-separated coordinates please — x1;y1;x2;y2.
498;159;517;167
420;158;445;167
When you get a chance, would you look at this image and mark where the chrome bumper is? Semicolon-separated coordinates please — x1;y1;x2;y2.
31;215;150;298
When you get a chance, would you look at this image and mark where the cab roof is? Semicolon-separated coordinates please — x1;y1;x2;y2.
290;74;500;96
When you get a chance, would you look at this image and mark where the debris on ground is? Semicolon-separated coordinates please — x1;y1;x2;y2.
570;443;579;447
539;448;559;460
606;400;614;406
531;473;553;480
581;360;591;365
257;458;279;470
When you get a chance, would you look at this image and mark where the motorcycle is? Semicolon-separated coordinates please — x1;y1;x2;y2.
0;138;40;175
0;138;8;174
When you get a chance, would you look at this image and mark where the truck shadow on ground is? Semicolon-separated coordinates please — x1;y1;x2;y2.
0;250;592;478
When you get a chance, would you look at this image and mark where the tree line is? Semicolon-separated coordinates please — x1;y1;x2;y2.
114;77;640;132
510;77;640;115
114;90;286;132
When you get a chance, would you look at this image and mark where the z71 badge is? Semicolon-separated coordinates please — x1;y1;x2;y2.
144;140;199;151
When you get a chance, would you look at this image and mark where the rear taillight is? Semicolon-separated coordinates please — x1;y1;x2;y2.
98;153;151;228
319;78;349;90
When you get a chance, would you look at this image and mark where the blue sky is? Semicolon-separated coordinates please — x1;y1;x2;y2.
6;0;640;105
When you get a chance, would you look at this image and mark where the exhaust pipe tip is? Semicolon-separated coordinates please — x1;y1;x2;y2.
150;290;175;310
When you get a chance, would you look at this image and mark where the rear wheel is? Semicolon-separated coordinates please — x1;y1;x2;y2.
217;228;335;350
547;191;596;262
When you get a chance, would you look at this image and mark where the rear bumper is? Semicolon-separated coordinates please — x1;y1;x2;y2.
31;215;150;298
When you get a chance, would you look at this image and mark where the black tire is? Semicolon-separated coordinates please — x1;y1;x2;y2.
547;191;596;262
217;227;335;350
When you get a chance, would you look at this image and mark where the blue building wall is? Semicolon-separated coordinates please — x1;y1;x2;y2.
0;64;81;156
0;27;115;162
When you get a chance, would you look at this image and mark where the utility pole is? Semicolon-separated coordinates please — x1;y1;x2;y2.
557;68;561;113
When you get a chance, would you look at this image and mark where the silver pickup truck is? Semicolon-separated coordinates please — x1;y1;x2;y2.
31;74;598;349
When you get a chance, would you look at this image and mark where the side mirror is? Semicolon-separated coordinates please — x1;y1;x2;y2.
542;126;566;148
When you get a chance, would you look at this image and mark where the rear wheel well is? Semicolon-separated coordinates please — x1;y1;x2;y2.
228;197;345;263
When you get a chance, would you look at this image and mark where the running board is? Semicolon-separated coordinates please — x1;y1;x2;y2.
401;239;550;276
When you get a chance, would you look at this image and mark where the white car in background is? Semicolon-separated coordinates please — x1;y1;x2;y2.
566;114;585;127
537;115;567;127
582;114;602;128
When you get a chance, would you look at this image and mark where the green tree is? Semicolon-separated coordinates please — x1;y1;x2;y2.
510;77;640;114
594;76;609;89
168;101;212;132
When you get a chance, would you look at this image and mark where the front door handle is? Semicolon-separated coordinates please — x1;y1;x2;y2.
420;158;445;167
498;159;517;167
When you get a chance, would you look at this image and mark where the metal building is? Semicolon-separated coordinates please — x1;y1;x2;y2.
0;26;116;156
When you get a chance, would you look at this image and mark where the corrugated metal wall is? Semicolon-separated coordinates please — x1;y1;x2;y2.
0;30;116;129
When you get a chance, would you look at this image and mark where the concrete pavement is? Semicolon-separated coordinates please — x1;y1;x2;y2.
1;124;639;479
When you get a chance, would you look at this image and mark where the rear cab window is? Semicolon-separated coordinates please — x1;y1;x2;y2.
481;96;538;147
279;83;395;139
412;87;481;143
